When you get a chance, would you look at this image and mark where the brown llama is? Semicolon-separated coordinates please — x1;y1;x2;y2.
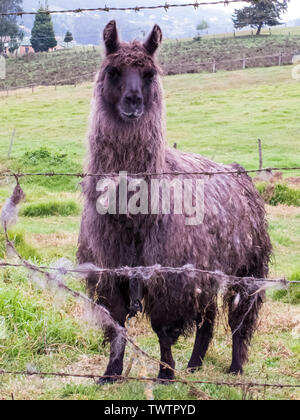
77;21;272;383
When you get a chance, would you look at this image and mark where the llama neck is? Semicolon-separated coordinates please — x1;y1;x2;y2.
87;82;166;174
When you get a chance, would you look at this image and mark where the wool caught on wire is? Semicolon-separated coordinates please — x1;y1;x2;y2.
0;184;25;230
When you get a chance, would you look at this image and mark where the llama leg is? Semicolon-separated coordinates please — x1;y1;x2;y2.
227;289;265;375
98;286;129;385
187;303;216;372
99;329;127;385
152;322;182;383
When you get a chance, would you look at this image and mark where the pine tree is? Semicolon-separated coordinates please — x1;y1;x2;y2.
0;0;24;54
233;0;289;36
30;6;57;52
64;31;73;46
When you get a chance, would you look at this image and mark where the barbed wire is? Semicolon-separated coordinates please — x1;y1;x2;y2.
0;223;181;377
0;261;299;285
0;370;299;389
0;261;300;286
0;1;252;17
0;166;300;180
0;167;299;396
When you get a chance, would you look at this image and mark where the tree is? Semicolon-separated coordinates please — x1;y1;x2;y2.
0;0;24;55
64;30;73;46
196;20;209;34
30;6;57;52
233;0;289;36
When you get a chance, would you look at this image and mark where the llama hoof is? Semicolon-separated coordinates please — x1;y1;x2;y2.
228;365;243;375
97;376;119;386
157;378;173;386
187;366;202;374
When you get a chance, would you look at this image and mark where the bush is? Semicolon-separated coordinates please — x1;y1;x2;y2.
269;184;300;207
16;147;82;192
272;271;300;305
23;147;67;166
257;182;300;207
21;201;80;217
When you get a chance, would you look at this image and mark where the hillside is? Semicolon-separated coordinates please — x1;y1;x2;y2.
1;32;300;90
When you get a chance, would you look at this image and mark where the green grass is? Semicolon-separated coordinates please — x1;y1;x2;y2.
164;68;300;173
0;66;299;400
20;201;80;217
1;66;300;179
272;272;300;305
0;231;40;261
269;184;300;207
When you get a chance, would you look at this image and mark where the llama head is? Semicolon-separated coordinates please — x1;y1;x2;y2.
100;20;163;123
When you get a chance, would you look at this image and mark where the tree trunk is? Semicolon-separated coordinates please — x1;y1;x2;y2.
256;23;263;36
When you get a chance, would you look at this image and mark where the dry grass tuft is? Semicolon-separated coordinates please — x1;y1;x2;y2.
30;233;78;249
258;301;300;334
265;204;300;219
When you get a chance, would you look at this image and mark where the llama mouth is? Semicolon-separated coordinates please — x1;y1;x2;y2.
121;111;143;121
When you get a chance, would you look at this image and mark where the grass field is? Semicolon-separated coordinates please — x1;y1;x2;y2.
0;65;299;400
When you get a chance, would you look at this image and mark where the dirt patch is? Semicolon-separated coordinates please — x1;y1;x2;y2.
266;204;300;219
63;355;106;378
287;177;300;188
258;300;300;335
30;233;77;248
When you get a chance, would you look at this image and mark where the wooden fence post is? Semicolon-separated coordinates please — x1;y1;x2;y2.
278;54;282;66
258;139;263;171
242;55;246;69
212;61;216;73
8;128;16;159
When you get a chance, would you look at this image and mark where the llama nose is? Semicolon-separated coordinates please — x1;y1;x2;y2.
125;92;143;108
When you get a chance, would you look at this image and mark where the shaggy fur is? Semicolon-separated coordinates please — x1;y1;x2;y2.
77;21;272;382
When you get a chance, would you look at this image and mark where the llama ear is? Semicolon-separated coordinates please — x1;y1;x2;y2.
143;24;162;56
103;20;120;55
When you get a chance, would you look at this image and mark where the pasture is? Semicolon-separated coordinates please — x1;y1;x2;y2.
0;65;299;400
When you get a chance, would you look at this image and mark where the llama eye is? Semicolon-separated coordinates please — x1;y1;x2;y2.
143;71;155;83
107;67;121;80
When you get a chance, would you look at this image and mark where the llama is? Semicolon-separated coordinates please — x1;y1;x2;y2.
77;21;272;383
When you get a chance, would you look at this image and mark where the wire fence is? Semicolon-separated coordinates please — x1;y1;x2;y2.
0;1;253;17
0;152;299;397
0;370;299;390
1;175;299;396
1;261;299;285
1;166;300;180
1;207;300;395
